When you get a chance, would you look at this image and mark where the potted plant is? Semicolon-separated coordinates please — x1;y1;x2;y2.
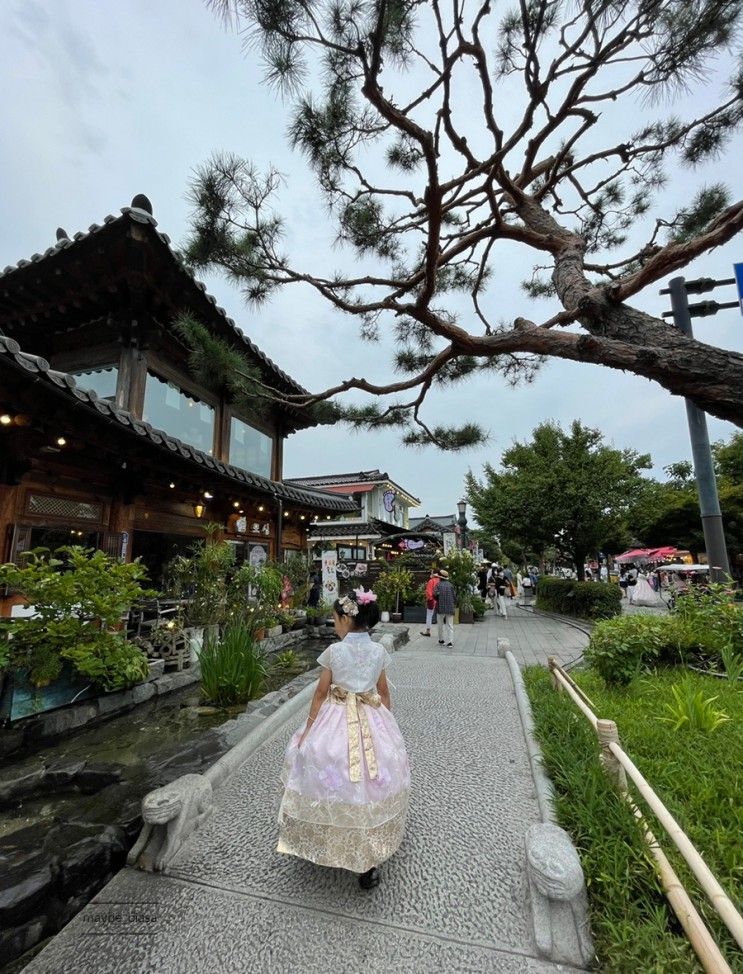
459;593;475;624
227;562;284;639
372;573;396;623
374;566;414;624
402;584;427;624
283;553;312;611
441;549;477;624
0;546;153;694
163;525;236;657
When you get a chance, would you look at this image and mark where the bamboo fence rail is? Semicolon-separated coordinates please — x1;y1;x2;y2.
547;656;741;974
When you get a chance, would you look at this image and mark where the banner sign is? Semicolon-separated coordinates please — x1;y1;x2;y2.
443;532;456;555
321;549;339;602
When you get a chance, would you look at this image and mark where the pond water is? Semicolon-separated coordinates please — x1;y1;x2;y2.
0;641;325;843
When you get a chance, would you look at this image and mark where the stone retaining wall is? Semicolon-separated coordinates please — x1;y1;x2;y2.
0;667;200;762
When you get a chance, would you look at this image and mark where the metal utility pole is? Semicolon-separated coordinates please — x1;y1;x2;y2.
663;277;732;582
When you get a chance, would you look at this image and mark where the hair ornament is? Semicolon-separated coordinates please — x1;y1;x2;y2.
354;587;377;605
338;594;359;616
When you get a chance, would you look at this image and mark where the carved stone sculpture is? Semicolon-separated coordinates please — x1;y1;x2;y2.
525;822;594;967
127;774;213;873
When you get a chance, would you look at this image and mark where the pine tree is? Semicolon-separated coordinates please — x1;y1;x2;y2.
182;0;743;447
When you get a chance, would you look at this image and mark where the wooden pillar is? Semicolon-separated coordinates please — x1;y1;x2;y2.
116;345;147;417
0;484;20;564
109;497;136;563
274;427;284;482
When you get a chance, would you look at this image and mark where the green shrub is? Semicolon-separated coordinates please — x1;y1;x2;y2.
471;593;488;617
0;546;153;690
586;590;743;686
673;584;742;665
198;623;267;707
536;576;621;620
585;615;683;685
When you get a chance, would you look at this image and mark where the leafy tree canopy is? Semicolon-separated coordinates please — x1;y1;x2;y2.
628;430;743;560
180;0;743;448
466;420;650;578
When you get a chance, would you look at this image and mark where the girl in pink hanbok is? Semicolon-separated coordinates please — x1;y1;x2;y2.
277;588;410;889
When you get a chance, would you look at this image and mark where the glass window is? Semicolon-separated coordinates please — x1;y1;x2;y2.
72;366;118;401
229;416;273;478
143;372;214;454
337;545;366;561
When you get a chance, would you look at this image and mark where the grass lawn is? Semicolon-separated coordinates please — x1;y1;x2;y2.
524;666;742;974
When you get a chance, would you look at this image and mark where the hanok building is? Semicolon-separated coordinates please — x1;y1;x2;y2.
284;470;420;561
0;195;356;610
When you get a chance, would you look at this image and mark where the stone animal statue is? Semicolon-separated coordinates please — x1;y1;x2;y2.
525;822;594;967
127;773;213;873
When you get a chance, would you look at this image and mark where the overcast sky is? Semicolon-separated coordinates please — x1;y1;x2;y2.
2;0;741;520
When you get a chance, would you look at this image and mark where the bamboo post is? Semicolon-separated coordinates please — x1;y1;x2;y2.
596;720;628;791
548;656;562;691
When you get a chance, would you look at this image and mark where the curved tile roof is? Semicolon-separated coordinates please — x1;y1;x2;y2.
0;201;308;400
0;335;356;514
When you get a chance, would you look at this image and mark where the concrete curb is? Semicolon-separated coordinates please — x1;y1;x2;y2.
205;679;316;792
505;650;594;969
505;651;555;824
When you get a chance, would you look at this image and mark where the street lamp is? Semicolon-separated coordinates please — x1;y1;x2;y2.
457;499;468;551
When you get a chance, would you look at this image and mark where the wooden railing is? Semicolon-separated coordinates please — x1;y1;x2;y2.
547;657;742;974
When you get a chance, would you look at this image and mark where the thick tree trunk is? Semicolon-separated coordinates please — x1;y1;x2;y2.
504;197;743;428
574;552;586;582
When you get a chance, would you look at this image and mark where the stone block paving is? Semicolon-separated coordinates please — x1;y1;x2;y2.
25;610;589;974
415;601;589;668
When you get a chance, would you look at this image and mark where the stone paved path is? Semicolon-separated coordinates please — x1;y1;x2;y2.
25;610;588;974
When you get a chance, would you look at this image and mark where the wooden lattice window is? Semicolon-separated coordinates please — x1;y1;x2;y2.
26;494;103;522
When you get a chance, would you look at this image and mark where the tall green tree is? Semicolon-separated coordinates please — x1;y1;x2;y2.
628;432;743;562
181;0;743;447
466;421;650;579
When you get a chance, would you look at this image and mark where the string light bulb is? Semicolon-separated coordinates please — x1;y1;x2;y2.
0;414;12;426
56;436;67;447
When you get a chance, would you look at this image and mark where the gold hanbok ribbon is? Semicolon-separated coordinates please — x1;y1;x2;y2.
329;685;381;783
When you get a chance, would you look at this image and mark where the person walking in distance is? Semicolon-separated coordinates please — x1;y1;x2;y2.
434;569;456;647
420;570;439;637
494;568;509;619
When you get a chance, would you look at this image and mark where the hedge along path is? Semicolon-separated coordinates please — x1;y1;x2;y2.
547;657;742;974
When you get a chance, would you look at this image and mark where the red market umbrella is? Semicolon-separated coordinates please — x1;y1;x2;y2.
646;546;679;562
615;548;652;563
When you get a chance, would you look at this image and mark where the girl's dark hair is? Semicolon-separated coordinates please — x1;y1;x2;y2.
333;594;380;630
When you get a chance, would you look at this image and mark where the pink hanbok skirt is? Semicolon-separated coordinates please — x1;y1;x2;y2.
277;686;410;873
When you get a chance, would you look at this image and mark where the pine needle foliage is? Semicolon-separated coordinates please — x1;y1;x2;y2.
190;0;743;444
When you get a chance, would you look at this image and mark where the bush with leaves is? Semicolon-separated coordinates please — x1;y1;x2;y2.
439;549;476;603
0;547;152;690
372;565;414;615
227;562;284;634
281;553;311;609
163;526;236;627
536;577;621;620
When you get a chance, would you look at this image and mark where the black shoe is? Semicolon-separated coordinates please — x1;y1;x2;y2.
438;639;445;644
447;642;453;647
359;867;380;889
